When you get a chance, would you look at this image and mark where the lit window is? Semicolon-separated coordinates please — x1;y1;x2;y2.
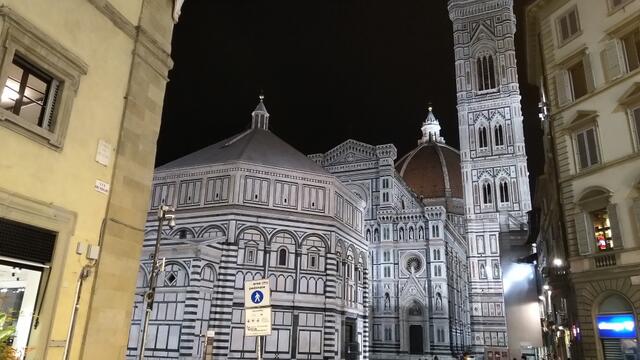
591;209;614;251
1;55;58;130
557;7;580;44
575;127;600;170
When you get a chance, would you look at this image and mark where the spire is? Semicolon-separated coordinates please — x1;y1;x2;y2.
251;91;270;130
419;104;445;144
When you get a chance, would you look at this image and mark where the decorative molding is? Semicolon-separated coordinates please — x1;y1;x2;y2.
87;0;136;39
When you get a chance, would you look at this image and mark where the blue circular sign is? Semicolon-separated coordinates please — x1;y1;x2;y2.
250;290;264;304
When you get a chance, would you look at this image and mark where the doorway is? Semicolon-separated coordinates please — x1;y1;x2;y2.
344;319;359;359
409;325;423;354
0;263;43;358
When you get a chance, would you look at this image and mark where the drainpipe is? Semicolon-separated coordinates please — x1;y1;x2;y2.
63;263;94;360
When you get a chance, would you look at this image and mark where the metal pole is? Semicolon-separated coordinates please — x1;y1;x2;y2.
257;336;262;360
138;206;168;359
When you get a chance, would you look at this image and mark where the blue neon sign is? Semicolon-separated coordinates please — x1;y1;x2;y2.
597;314;637;339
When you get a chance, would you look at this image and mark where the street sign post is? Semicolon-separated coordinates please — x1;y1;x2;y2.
244;279;272;360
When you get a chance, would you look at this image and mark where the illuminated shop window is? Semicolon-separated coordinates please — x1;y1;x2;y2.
591;209;613;251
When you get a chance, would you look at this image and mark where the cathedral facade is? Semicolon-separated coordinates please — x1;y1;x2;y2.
309;108;471;359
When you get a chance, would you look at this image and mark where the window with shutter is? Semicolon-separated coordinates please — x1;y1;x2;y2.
0;12;86;148
555;70;571;107
568;60;588;100
633;107;640;147
575;127;600;170
557;7;581;45
573;212;591;255
601;40;625;82
621;29;640;72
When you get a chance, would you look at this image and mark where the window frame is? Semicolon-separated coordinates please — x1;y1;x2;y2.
277;247;288;267
0;8;87;149
556;5;582;47
573;125;601;171
630;105;640;151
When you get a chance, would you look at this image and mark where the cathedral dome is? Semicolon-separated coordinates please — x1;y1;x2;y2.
395;107;463;200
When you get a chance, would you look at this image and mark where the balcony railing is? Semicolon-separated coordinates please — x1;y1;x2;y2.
593;253;617;268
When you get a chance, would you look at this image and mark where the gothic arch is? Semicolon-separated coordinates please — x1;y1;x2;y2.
475;117;491;149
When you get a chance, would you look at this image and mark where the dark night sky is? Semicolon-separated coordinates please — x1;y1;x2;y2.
157;0;542;192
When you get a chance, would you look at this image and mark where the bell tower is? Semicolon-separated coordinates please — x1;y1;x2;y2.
448;0;532;357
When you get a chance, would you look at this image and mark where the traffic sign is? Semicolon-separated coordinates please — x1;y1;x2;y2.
245;307;272;336
244;279;271;308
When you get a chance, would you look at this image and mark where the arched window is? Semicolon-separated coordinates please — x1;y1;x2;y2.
478;126;488;148
160;263;188;287
494;124;505;146
482;182;493;204
499;180;510;203
477;54;496;91
278;248;287;266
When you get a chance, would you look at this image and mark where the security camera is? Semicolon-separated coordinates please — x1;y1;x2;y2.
167;215;176;229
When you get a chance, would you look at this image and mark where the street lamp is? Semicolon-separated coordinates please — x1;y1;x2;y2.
138;204;175;360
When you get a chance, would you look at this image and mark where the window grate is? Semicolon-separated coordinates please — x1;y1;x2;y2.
0;218;56;264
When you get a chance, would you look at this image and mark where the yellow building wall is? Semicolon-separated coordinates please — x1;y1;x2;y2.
0;0;175;358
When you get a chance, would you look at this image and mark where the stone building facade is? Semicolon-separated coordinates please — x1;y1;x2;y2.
310;108;471;359
127;100;370;359
448;0;532;357
526;0;640;359
0;0;178;359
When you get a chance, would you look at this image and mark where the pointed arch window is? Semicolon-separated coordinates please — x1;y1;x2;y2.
482;182;493;204
478;125;489;148
499;180;510;203
494;124;505;146
477;54;497;91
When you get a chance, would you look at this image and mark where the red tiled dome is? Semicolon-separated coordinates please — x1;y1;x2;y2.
396;142;463;199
